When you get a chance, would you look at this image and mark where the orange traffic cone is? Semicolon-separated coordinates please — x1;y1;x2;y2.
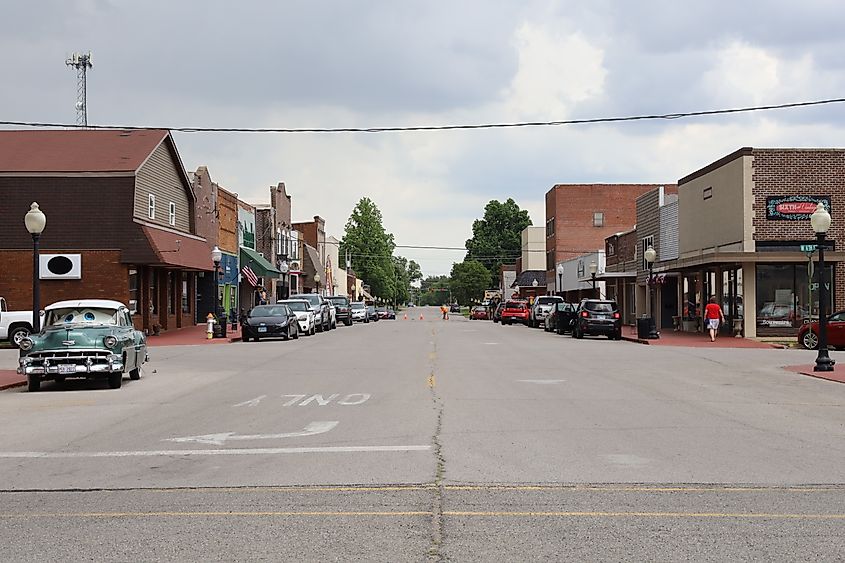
403;313;408;320
420;313;424;320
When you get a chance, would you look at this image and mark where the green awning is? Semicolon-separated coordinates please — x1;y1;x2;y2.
240;246;281;278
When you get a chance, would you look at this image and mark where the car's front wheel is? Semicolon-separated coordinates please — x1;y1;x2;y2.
801;330;819;350
27;375;40;392
129;368;141;380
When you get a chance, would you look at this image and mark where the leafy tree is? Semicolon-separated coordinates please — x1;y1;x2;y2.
449;260;491;305
419;275;450;306
340;198;395;299
465;198;532;286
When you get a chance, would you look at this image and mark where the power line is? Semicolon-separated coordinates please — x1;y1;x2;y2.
2;97;843;134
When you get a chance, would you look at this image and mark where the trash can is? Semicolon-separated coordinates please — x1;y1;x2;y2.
213;316;227;338
637;317;652;339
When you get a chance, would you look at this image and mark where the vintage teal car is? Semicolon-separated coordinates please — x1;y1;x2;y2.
17;299;147;391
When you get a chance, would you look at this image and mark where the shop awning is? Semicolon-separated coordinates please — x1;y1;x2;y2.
240;246;280;278
130;226;212;271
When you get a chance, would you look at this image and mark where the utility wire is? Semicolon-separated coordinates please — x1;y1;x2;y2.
2;97;843;134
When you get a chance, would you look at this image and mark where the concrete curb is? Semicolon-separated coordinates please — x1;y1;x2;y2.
0;378;25;391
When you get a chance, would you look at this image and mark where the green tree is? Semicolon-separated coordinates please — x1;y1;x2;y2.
340;198;396;300
449;260;491;305
419;275;450;306
465;198;533;286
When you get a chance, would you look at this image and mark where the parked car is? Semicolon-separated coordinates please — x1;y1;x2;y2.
376;307;396;320
470;306;489;320
572;299;622;340
529;295;564;328
326;295;353;326
492;302;505;323
757;302;796;328
450;303;461;313
17;299;147;392
350;301;369;323
367;305;379;322
500;300;530;325
0;296;40;349
798;310;845;349
290;294;331;332
544;302;577;334
241;304;299;342
277;299;316;336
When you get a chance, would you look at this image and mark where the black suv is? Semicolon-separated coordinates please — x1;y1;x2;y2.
572;299;622;340
326;295;353;326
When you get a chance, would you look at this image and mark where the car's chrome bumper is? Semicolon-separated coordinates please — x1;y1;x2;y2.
19;362;124;376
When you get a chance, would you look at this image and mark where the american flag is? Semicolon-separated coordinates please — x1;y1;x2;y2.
242;265;259;287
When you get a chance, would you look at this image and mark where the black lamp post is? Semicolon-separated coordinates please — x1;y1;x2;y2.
314;273;321;296
589;261;598;294
811;203;834;372
211;246;223;337
644;245;659;339
24;202;46;334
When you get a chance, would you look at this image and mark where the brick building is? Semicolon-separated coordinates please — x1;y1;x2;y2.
667;148;845;337
603;229;638;324
545;184;673;293
0;129;210;334
293;216;326;295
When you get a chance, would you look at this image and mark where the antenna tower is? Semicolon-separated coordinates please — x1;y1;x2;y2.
65;52;93;127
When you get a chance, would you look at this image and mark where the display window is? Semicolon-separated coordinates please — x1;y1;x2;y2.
756;264;834;335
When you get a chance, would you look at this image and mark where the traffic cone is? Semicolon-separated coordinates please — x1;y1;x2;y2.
403;313;408;320
420;313;424;320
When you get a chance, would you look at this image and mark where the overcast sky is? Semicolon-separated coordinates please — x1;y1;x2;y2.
4;1;845;276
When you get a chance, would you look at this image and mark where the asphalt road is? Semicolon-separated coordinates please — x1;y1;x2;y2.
1;306;843;561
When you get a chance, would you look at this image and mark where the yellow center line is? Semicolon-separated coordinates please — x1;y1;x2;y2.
428;374;436;388
444;511;845;519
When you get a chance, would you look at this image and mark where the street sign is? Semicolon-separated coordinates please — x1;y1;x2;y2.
800;244;818;252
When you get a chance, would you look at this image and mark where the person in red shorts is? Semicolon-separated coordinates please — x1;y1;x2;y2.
704;295;725;342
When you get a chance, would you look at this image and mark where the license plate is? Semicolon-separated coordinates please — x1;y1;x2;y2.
258;327;267;333
58;364;76;375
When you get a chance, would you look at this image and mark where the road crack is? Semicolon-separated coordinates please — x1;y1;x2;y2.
427;329;447;562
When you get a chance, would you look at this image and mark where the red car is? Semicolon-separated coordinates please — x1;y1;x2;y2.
470;306;489;320
500;300;529;325
798;310;845;349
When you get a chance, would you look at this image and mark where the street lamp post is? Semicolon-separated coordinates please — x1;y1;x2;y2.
314;273;321;295
811;202;834;372
644;245;659;339
210;246;223;338
556;264;564;297
589;261;598;294
25;203;46;334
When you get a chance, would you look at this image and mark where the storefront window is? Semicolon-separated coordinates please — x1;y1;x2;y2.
168;272;177;315
756;264;834;335
682;274;701;321
149;271;158;315
128;268;139;315
181;272;190;314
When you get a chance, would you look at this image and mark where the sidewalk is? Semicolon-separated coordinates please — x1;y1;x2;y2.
0;369;23;391
145;323;242;347
783;363;845;384
621;326;781;349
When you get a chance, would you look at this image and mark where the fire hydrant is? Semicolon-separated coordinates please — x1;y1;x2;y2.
206;313;216;339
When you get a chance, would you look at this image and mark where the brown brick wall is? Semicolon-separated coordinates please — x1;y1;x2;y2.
545;184;673;272
751;149;845;311
0;250;128;311
217;188;239;254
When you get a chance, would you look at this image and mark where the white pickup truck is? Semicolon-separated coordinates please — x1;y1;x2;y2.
0;297;37;348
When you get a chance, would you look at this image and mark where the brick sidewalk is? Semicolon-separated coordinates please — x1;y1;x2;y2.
621;326;780;349
784;363;845;384
0;369;23;390
144;323;242;347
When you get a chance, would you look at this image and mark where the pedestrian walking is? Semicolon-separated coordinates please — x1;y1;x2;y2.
704;295;725;342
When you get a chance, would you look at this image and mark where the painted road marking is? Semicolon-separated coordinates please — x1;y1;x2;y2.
0;445;431;459
483;342;498;345
603;454;650;466
281;394;371;407
517;379;566;384
233;395;266;408
3;510;843;520
166;421;339;445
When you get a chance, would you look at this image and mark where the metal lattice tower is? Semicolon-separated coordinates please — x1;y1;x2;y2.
65;52;93;127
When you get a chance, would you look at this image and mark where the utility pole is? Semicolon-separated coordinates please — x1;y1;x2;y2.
65;52;93;126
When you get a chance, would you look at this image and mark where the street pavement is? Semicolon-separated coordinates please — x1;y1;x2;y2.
0;307;843;561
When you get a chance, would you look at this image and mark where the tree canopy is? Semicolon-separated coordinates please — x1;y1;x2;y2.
340;197;395;300
464;198;532;286
449;260;491;305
